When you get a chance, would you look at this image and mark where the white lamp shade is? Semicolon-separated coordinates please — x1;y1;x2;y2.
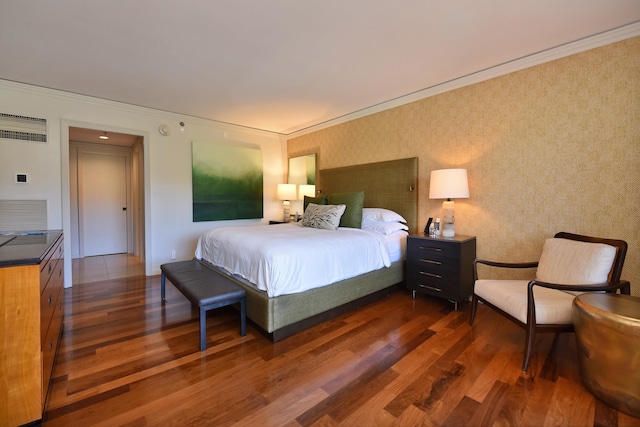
277;183;297;201
429;169;469;199
298;184;316;199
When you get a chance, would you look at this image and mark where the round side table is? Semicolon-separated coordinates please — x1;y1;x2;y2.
572;293;640;418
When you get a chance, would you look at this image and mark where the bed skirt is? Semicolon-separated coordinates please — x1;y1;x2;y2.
195;258;405;341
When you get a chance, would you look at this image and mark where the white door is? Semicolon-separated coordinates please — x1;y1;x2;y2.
80;152;128;256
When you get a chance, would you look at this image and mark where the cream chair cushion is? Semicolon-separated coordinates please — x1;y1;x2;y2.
475;238;617;325
536;238;616;285
474;280;577;324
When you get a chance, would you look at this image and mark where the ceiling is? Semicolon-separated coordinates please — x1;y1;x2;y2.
2;1;639;135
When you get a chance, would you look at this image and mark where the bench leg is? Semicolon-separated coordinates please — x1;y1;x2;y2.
200;307;207;351
161;273;166;301
240;297;246;337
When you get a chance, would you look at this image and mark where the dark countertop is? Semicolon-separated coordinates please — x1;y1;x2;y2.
0;230;62;267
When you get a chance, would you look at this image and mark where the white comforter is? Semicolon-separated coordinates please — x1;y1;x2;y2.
195;222;392;297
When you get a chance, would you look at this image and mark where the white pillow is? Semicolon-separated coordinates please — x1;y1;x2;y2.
536;238;617;286
301;203;346;230
361;219;409;235
361;208;406;223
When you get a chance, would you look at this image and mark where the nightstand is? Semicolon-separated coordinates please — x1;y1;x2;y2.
406;234;476;310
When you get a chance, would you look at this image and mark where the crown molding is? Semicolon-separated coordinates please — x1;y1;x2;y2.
287;21;640;139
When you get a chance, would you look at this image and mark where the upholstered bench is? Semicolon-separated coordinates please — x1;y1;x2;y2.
161;260;246;350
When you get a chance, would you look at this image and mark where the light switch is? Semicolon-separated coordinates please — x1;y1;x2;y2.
15;173;29;184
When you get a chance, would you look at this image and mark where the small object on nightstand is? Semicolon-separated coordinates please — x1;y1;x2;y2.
424;217;433;234
269;220;285;224
406;233;476;311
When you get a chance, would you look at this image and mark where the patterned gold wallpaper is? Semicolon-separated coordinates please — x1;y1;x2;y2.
288;36;640;296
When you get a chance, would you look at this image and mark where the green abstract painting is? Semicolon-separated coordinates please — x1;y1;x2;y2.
192;141;263;221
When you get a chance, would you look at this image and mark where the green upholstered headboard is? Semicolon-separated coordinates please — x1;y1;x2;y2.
317;157;418;233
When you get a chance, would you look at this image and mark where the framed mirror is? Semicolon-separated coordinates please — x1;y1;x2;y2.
288;153;316;186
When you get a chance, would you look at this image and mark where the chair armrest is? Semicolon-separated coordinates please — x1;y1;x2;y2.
474;259;538;280
525;279;631;326
475;259;539;269
529;279;631;294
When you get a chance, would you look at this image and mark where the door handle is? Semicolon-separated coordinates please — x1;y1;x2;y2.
122;207;127;211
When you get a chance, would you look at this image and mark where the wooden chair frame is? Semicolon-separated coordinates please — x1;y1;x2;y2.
469;232;630;372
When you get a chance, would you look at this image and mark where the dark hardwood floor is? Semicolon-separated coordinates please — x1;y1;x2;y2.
43;275;640;426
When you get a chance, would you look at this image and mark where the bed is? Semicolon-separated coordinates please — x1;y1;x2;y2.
195;157;418;341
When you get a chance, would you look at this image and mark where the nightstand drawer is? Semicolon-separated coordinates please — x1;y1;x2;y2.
407;238;460;262
407;268;459;285
412;283;456;300
407;256;457;275
408;269;458;295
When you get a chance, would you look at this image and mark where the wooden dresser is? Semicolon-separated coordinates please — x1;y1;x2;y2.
0;231;64;426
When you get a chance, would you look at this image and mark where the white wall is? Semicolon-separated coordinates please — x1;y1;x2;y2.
0;80;287;287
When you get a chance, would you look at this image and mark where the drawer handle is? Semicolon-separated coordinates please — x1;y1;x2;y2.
419;284;442;292
48;264;52;274
48;296;53;305
419;259;442;265
49;341;53;351
419;246;443;252
419;271;442;279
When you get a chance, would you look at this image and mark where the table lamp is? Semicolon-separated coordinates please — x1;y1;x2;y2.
429;169;469;237
277;183;297;222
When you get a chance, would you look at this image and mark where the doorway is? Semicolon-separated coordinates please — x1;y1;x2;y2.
68;126;145;280
79;151;128;256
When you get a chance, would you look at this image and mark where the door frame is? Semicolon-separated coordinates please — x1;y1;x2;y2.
61;120;149;287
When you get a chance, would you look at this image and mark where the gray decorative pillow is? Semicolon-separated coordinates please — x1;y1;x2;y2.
301;203;346;230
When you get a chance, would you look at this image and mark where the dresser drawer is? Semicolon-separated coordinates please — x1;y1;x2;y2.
40;256;55;294
40;238;63;294
41;289;64;407
40;259;64;344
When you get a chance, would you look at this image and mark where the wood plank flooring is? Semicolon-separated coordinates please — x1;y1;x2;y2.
43;274;640;426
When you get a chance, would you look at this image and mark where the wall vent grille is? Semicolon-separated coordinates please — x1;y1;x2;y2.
0;200;47;232
0;113;47;142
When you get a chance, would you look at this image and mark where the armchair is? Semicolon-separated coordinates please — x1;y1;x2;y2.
469;232;629;372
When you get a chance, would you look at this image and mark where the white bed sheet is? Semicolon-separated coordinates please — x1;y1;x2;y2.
383;230;407;261
195;222;403;297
